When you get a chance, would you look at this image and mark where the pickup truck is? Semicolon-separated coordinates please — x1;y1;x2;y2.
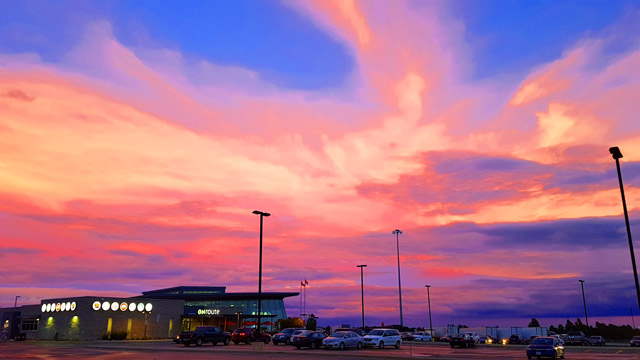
565;331;589;346
178;326;231;346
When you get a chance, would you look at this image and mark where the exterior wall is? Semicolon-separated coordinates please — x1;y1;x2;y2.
0;308;20;339
19;305;42;340
37;297;183;340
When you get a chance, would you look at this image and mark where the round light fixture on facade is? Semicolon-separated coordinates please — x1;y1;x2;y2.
93;301;101;311
41;304;46;313
120;302;128;311
145;303;153;312
46;304;51;312
66;302;71;311
61;303;67;311
129;303;136;312
110;302;119;311
55;303;61;312
70;302;76;311
137;303;144;312
102;301;110;311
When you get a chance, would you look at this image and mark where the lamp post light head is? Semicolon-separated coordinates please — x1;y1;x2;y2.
425;285;431;288
252;210;271;217
357;264;367;268
392;229;403;235
579;279;585;283
609;147;623;159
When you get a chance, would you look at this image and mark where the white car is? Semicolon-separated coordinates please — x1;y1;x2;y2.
412;332;432;342
362;328;402;349
464;331;480;343
322;331;363;350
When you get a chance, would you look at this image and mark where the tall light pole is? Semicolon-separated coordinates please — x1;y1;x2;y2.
579;280;589;329
252;210;270;334
425;285;433;340
14;295;20;308
357;265;367;329
392;229;404;327
631;307;636;329
609;147;640;313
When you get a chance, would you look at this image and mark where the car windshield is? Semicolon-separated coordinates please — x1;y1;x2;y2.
292;330;304;336
532;338;553;345
454;333;465;337
367;330;385;336
330;332;347;338
281;329;296;335
589;336;600;339
413;332;424;335
633;336;640;340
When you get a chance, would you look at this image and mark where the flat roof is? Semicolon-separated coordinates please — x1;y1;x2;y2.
140;286;298;300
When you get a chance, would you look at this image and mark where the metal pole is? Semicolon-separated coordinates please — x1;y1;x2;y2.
357;265;367;329
393;229;404;327
610;147;640;313
632;307;636;329
258;214;263;334
253;210;270;335
299;281;303;318
426;285;433;340
14;296;20;308
579;280;589;328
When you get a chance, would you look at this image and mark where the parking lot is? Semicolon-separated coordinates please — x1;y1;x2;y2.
3;340;640;360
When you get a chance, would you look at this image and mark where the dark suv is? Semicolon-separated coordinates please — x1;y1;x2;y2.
508;334;526;345
231;328;271;344
273;328;304;345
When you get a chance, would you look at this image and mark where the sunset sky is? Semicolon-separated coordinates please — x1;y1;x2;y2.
1;0;640;328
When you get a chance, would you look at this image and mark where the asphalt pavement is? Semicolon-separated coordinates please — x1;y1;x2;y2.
2;340;640;360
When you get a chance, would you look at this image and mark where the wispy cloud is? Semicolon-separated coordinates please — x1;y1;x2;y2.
0;0;639;327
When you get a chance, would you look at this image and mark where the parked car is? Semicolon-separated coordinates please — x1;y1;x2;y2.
550;334;565;345
412;332;432;342
526;336;565;359
526;335;539;344
439;334;452;342
292;330;326;349
323;331;363;350
480;335;495;344
272;328;303;345
230;328;270;344
508;334;526;345
291;329;313;344
179;326;231;346
464;331;480;343
565;331;589;346
362;328;402;349
333;328;367;336
450;333;475;348
630;336;640;346
588;335;605;346
401;332;415;341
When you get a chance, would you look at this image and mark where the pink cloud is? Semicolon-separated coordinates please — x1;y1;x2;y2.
1;1;639;328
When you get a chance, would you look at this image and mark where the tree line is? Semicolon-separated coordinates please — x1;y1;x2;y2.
540;318;640;340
